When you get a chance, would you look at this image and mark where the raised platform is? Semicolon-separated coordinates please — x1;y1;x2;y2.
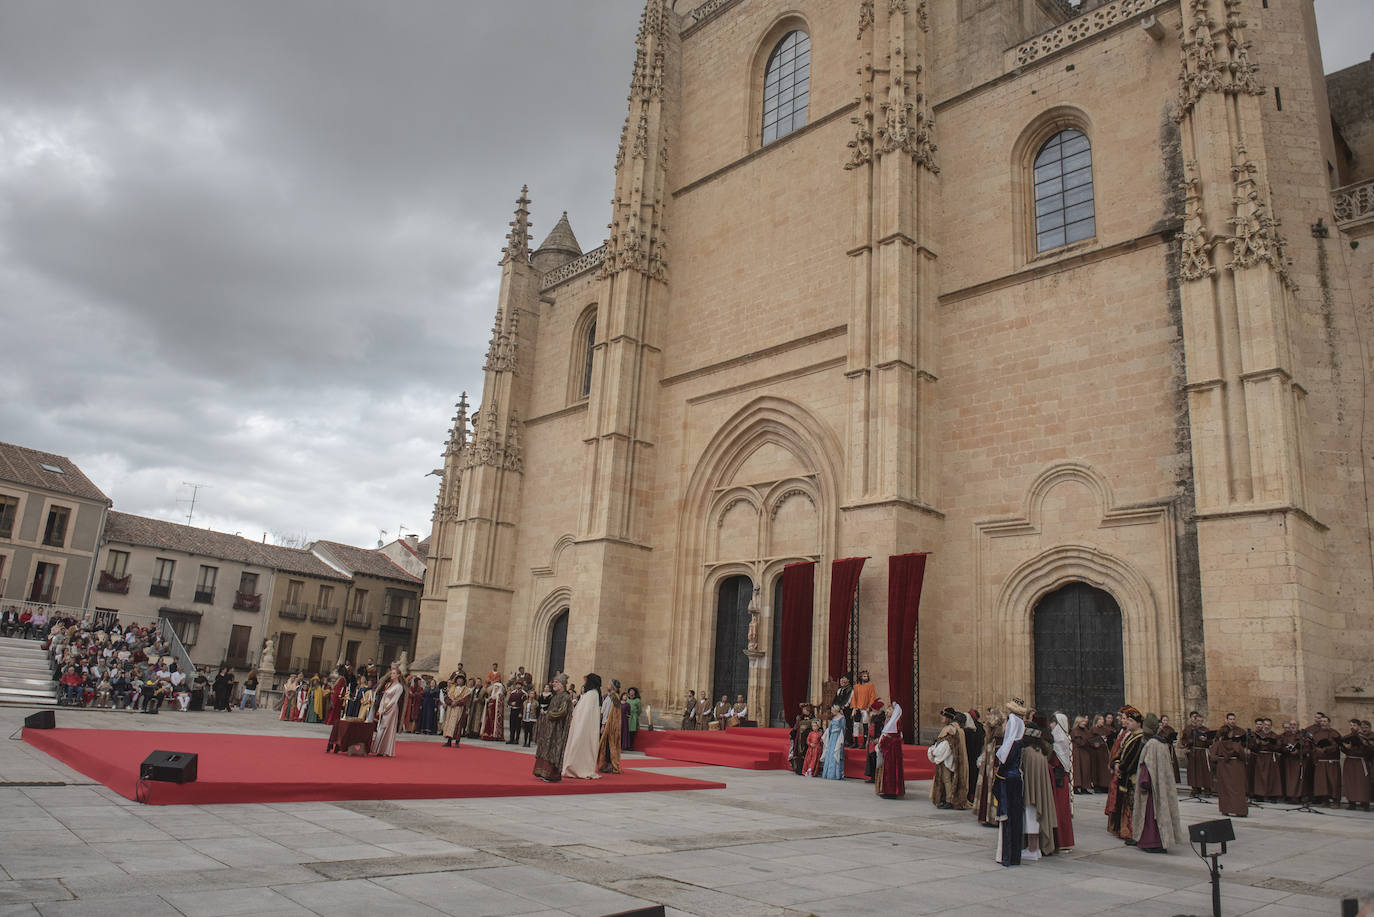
23;728;725;805
635;726;937;780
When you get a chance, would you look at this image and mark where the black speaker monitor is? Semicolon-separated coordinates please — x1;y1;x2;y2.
1188;818;1235;846
24;710;55;730
140;750;198;784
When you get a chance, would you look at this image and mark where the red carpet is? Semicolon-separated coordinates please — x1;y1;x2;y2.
634;727;937;779
23;728;724;806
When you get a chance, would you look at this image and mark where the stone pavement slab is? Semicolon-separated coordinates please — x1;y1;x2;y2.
1;705;1370;916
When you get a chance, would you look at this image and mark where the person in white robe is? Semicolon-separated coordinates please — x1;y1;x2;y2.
370;664;408;757
562;673;603;779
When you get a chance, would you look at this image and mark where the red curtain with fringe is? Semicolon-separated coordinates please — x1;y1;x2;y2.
887;552;929;744
779;561;815;725
827;557;866;680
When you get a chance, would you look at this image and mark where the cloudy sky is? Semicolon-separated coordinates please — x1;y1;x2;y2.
2;1;1370;551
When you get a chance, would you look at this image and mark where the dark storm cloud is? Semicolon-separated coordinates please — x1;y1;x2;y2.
0;0;1367;548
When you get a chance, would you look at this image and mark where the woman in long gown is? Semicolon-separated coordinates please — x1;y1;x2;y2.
481;680;506;741
304;676;323;723
562;674;602;779
1051;713;1076;851
875;702;905;798
325;668;347;725
803;716;824;776
279;674;300;720
533;676;572;781
293;678;309;721
597;681;623;774
821;705;847;779
370;665;408;757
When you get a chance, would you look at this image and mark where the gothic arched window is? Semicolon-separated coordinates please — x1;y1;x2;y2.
568;305;597;404
581;318;596;399
1033;129;1095;253
762;30;810;145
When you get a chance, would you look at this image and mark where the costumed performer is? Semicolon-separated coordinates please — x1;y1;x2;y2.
562;673;603;779
930;706;971;809
597;679;623;774
1133;713;1185;853
442;675;471;747
1109;707;1146;841
1050;712;1076;851
821;704;846;779
481;678;506;741
1021;712;1059;860
369;664;409;757
325;666;347;725
802;711;824;776
994;698;1027;867
977;707;1005;826
533;675;572;781
875;700;905;798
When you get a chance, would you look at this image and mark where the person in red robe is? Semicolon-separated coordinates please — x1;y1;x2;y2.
324;668;348;726
405;676;423;733
876;701;905;798
1050;713;1075;851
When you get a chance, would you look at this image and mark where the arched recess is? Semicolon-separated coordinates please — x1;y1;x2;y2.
529;586;572;685
745;13;813;151
671;396;843;711
991;544;1177;715
1010;105;1097;265
546;609;569;683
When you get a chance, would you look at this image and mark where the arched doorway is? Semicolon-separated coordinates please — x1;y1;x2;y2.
546;608;568;683
769;576;785;726
712;575;752;707
1033;582;1124;719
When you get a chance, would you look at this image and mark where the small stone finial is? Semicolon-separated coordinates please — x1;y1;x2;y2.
501;185;532;265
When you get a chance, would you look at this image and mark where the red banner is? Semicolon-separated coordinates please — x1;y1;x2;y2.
827;557;866;680
887;552;929;744
779;561;815;725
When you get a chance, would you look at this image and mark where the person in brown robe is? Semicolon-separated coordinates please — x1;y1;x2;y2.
1307;713;1343;807
1021;712;1058;859
596;682;623;774
1070;715;1095;794
1249;717;1283;803
533;675;572;782
976;708;1005;826
441;677;473;747
930;707;971;810
1157;714;1181;784
680;691;697;730
1090;714;1114;791
1278;719;1305;802
713;695;732;731
1181;711;1215;798
694;692;712;729
1340;719;1371;811
1213;714;1249;817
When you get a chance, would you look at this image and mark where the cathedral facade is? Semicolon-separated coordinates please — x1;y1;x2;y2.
421;0;1374;730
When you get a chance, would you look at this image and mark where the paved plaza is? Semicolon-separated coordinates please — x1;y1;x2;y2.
0;706;1369;917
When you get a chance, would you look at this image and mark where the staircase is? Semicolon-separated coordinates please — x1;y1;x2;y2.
0;637;57;707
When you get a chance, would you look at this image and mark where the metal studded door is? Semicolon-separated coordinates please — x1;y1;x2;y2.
769;577;785;726
1033;582;1124;720
546;609;568;683
712;575;752;707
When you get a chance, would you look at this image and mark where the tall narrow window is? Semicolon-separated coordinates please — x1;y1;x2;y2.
581;318;596;398
762;31;810;145
150;558;175;598
195;565;217;603
0;495;18;539
106;550;129;578
1033;129;1095;253
42;506;70;547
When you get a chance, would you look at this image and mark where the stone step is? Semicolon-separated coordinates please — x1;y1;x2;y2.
0;637;50;651
0;662;54;678
0;674;57;687
0;694;58;707
0;685;58;702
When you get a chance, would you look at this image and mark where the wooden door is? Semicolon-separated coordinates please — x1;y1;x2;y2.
1033;582;1125;720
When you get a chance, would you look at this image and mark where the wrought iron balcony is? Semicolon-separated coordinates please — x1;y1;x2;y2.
233;592;262;612
194;588;215;604
278;602;309;621
310;605;339;625
149;582;172;599
97;571;131;594
344;610;373;629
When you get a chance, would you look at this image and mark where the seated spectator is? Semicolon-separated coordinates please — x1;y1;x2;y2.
111;670;131;709
59;666;83;705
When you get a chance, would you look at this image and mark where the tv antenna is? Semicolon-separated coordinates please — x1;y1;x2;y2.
179;482;211;526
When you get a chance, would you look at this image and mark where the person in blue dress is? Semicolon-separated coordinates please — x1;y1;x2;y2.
822;704;847;780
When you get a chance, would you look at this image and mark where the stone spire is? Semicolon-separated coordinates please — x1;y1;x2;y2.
433;392;468;524
532;211;583;274
501;185;532;266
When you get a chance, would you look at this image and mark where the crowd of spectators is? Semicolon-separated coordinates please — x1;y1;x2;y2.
4;605;245;714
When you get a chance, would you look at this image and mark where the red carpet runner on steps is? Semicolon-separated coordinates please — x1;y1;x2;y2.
635;727;937;780
22;728;724;805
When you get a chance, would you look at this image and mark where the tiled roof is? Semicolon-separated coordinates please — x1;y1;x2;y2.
0;441;110;504
104;512;349;581
312;540;422;585
416;536;430;560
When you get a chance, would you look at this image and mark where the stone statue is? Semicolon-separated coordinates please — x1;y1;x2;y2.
259;638;276;674
746;584;762;653
398;650;410;676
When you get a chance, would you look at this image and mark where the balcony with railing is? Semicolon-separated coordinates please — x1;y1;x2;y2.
310;605;339;625
278;602;309;621
194;587;215;604
97;571;131;594
1334;179;1374;232
233;591;262;612
380;613;414;631
149;581;172;599
344;610;373;629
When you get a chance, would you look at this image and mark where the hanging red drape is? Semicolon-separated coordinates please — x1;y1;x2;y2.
779;560;815;725
827;557;867;680
887;552;929;744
